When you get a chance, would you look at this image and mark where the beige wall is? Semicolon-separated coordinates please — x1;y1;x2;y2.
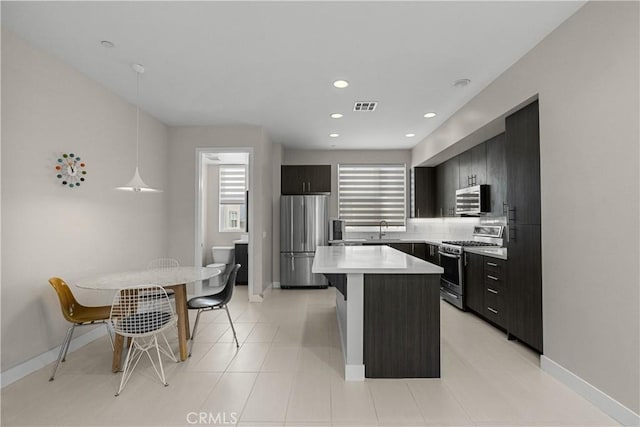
167;126;274;298
1;30;170;371
203;164;243;264
412;2;639;413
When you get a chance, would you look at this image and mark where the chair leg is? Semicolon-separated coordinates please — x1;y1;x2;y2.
188;310;203;357
61;324;77;362
154;335;168;387
49;325;75;381
104;323;114;351
116;337;136;396
224;305;239;348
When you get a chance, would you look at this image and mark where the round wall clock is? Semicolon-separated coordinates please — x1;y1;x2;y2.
55;153;87;188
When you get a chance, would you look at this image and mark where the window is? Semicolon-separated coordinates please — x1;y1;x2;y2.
219;165;247;232
338;164;406;230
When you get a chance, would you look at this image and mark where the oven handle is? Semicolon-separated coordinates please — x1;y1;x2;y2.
441;289;460;299
438;251;460;259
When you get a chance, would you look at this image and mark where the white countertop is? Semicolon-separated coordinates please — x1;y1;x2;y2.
233;240;249;244
312;245;443;274
329;238;442;245
464;247;508;260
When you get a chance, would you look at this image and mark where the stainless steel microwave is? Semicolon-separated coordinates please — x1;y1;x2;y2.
455;185;490;215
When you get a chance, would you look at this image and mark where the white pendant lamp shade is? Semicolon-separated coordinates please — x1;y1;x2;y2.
116;63;161;193
115;167;160;193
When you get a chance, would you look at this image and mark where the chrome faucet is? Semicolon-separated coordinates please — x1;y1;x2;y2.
378;220;388;239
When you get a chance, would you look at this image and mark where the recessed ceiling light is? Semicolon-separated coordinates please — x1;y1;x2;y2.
423;112;437;118
405;133;416;138
453;78;471;88
100;40;114;48
333;80;349;89
329;133;339;138
330;113;344;119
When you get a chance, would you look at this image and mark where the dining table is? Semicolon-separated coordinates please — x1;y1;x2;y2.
75;266;222;372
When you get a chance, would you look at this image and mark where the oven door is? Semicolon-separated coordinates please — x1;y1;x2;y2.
438;251;462;284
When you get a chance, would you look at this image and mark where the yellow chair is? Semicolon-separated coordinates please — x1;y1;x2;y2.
48;277;113;381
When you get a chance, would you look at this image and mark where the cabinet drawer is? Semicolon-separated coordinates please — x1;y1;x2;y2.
484;258;505;275
484;291;505;327
484;271;504;290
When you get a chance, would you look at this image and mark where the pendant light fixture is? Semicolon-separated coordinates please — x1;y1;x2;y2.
116;63;161;193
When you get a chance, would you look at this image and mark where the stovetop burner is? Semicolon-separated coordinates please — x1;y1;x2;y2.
441;240;500;247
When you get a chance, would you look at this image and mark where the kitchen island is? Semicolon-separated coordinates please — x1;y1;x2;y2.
312;245;443;381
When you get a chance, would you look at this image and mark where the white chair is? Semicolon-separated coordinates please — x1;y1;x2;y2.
147;258;179;297
109;285;177;396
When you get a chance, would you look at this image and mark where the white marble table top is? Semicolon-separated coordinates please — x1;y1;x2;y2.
312;245;443;275
75;266;222;290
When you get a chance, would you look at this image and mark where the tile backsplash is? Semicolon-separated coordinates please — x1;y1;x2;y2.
345;216;507;242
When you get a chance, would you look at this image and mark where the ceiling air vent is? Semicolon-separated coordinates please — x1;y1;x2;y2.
353;101;377;112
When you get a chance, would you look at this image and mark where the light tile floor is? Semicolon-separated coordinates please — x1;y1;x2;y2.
1;287;618;426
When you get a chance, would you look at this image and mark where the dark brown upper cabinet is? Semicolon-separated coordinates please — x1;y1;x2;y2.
281;165;331;195
485;133;507;216
458;143;487;188
505;101;541;225
435;157;459;217
411;167;436;218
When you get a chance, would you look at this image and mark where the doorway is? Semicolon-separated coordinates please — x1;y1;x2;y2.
194;148;254;300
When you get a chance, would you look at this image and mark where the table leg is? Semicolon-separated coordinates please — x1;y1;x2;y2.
112;333;124;373
171;284;190;361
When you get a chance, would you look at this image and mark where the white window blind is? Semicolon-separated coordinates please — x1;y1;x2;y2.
338;164;406;228
219;166;247;205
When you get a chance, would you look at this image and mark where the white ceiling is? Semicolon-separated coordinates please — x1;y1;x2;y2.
2;1;585;150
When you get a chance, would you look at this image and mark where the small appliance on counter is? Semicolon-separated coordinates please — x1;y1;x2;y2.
330;218;345;241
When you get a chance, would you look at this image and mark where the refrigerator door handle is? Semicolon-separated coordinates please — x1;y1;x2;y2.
303;199;306;245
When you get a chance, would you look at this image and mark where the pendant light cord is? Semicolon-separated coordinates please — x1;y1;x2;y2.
136;70;140;170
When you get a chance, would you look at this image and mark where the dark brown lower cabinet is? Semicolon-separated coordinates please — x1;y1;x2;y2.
507;224;542;352
363;274;440;378
464;252;485;314
388;242;427;261
234;243;248;285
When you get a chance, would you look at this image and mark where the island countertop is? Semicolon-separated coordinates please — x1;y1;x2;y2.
312;245;443;275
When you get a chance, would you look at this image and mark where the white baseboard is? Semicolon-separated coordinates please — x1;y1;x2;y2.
345;364;365;381
1;326;108;388
541;355;639;426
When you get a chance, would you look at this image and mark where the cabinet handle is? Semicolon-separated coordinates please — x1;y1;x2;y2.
487;262;497;267
487;288;498;294
487;275;499;281
487;307;498;314
467;176;471;186
417;208;420;217
440;208;444;217
302;182;305;192
464;253;468;266
307;182;311;192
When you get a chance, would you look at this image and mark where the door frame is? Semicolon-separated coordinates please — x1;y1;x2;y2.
194;147;255;300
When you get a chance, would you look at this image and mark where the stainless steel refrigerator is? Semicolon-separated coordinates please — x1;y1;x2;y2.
280;195;329;288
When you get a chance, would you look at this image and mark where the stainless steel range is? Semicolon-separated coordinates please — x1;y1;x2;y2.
439;225;503;309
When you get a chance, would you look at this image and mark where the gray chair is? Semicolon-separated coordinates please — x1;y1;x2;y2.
187;264;241;356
